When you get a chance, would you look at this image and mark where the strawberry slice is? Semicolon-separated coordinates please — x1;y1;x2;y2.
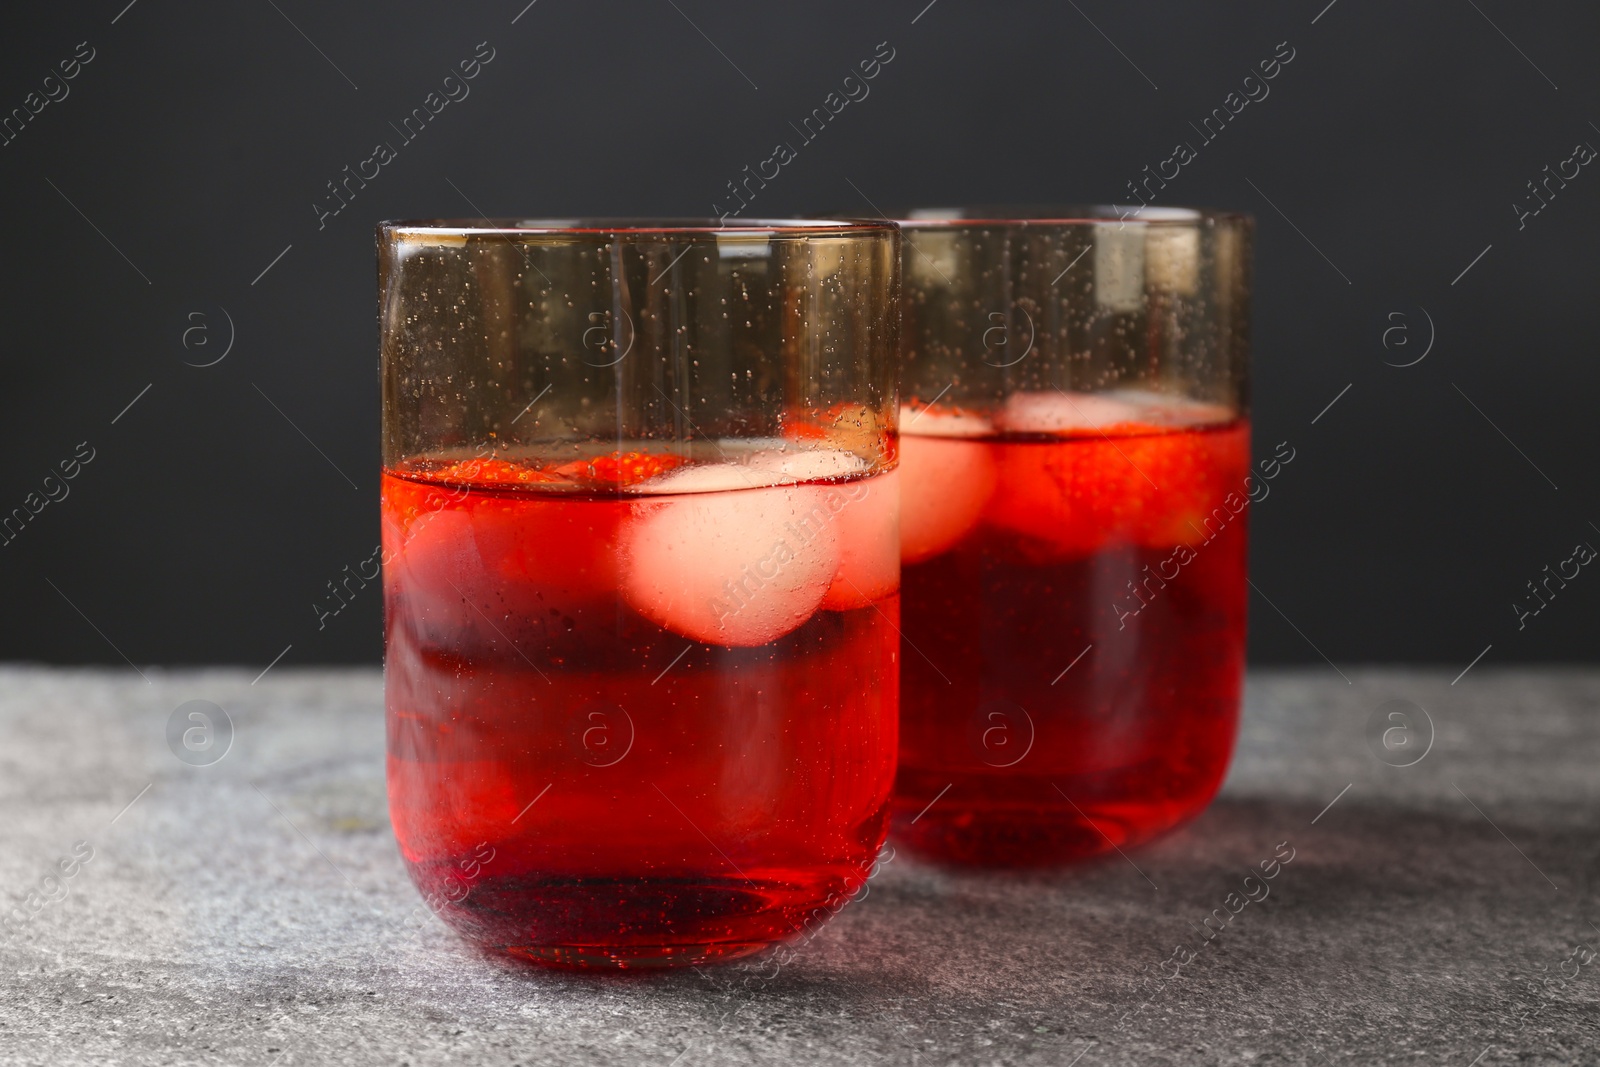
397;456;560;491
381;466;623;649
780;402;885;456
986;436;1135;558
550;450;689;488
1124;423;1251;548
398;451;693;492
982;393;1250;558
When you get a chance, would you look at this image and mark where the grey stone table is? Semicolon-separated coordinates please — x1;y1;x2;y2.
0;667;1596;1066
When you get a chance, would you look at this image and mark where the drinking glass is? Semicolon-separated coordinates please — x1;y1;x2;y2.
378;218;900;966
892;206;1253;866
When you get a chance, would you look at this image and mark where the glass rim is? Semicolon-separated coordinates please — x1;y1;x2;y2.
379;217;896;239
893;204;1251;228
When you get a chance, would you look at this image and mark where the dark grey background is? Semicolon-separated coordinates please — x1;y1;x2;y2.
1;0;1594;672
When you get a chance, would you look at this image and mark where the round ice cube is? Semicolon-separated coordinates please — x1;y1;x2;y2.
632;460;776;494
1102;388;1234;428
899;435;996;564
1145;227;1200;295
996;391;1146;434
745;447;868;483
900;404;993;438
631;447;866;494
818;469;900;611
620;467;842;647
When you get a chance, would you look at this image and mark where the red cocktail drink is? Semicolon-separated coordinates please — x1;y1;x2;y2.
382;451;898;966
889;207;1253;866
894;393;1250;865
378;217;900;964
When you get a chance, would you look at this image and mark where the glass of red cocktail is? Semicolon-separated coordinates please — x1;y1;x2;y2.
892;207;1253;866
378;218;900;966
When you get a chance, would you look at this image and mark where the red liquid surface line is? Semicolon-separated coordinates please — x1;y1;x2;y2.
381;457;899;968
894;418;1250;867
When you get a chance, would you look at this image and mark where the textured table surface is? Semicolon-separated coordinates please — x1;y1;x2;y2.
0;667;1596;1066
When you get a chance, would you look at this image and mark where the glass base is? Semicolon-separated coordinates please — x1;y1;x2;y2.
426;875;833;970
504;940;769;970
889;771;1223;868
